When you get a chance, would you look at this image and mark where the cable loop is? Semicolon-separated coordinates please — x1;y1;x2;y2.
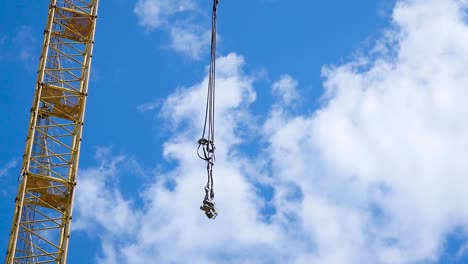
198;0;219;219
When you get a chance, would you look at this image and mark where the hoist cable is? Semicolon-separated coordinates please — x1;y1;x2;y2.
201;0;218;143
198;0;219;219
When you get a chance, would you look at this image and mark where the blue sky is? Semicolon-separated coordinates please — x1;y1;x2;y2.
2;0;468;263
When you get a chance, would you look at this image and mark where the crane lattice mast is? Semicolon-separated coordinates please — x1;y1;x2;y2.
5;0;99;263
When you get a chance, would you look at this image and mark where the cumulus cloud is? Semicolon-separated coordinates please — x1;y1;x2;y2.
75;0;468;263
169;26;211;60
264;0;468;262
134;0;212;59
75;53;278;263
272;74;299;105
73;148;141;237
134;0;195;29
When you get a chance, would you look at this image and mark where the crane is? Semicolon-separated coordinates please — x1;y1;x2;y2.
5;0;99;263
5;0;220;262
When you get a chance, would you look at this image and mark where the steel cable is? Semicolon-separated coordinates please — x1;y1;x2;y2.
198;0;219;219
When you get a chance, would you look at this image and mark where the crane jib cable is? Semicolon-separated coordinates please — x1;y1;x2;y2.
198;0;219;219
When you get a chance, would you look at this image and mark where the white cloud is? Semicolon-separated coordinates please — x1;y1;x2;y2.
75;53;278;263
134;0;212;59
73;148;142;237
134;0;195;29
0;159;18;178
264;0;468;262
13;26;36;64
75;0;468;263
272;74;299;105
169;26;211;60
137;98;162;112
0;27;37;64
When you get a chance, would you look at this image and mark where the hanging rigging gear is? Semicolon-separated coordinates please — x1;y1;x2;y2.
198;0;219;219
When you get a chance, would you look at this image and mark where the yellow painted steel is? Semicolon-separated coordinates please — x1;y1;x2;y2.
5;0;99;263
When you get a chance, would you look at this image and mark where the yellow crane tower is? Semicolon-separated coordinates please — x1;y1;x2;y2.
5;0;99;263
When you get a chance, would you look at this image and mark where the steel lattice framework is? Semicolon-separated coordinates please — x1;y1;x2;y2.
5;0;99;263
